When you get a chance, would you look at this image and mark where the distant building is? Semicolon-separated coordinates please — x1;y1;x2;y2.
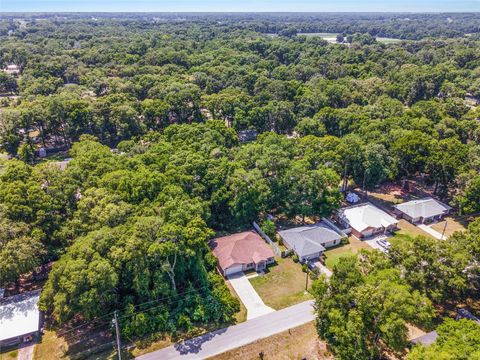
410;331;439;346
237;130;258;143
0;290;42;347
456;308;480;324
3;64;20;76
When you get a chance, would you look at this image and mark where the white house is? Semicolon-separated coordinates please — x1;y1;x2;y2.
3;64;20;76
393;197;451;224
0;290;42;347
338;203;399;238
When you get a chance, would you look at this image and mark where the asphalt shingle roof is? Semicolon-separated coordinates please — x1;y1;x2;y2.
279;222;343;258
209;231;275;271
394;197;451;219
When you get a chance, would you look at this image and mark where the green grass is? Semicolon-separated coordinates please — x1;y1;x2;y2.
323;235;371;270
376;37;403;44
250;258;312;310
396;219;435;239
226;281;247;323
2;349;18;359
324;248;355;270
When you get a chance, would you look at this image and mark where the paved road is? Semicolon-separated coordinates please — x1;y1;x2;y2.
417;224;445;240
136;300;315;360
227;273;275;320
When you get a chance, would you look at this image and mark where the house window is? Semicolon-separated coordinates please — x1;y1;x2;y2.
333;240;337;245
247;262;254;268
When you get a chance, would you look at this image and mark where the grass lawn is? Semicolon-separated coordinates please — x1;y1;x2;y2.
34;330;69;360
324;235;371;270
34;330;126;360
431;216;468;238
249;258;312;310
367;191;403;206
396;219;434;238
1;349;18;359
208;321;332;360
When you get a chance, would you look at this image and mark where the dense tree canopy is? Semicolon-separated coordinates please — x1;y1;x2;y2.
1;13;480;354
408;319;480;359
312;252;434;359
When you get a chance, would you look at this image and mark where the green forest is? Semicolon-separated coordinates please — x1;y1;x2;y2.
1;13;480;359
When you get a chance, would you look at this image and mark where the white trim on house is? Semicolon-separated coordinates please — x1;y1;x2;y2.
338;203;398;237
393;197;451;223
279;221;345;262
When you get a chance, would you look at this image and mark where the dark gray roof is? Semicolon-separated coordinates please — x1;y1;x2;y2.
394;197;451;219
411;331;438;346
279;222;343;258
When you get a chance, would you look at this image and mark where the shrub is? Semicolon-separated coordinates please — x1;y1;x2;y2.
292;254;299;263
261;220;276;239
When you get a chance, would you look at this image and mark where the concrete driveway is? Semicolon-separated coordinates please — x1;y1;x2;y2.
313;261;332;278
227;273;275;320
417;224;445;240
364;234;390;254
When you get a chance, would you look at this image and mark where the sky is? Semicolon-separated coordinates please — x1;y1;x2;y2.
1;0;480;13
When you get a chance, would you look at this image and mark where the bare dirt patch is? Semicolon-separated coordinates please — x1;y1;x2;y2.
208;322;332;360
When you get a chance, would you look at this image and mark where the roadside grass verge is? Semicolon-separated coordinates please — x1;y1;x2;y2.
250;258;312;310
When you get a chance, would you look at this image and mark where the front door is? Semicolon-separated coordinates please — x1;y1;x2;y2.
255;261;266;271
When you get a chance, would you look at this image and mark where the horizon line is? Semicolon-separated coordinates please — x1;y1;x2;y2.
2;11;480;14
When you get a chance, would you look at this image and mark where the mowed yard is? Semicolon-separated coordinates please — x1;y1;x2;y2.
208;321;332;360
430;216;468;238
324;235;371;270
249;258;312;310
323;218;438;271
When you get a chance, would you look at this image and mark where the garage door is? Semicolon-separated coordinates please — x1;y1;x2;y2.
225;264;243;276
362;229;374;237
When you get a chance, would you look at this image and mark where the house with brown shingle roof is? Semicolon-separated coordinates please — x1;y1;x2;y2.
210;231;275;276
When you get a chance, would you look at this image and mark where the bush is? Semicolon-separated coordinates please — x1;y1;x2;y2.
302;263;308;273
261;220;276;239
341;236;350;245
309;268;320;280
292;254;299;263
277;234;284;246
